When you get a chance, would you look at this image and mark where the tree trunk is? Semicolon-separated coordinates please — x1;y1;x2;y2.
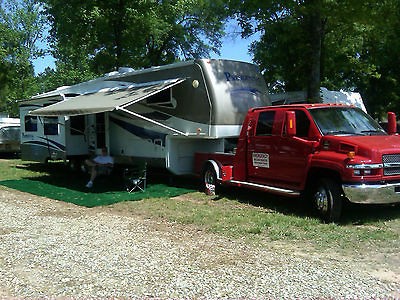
306;1;324;103
113;0;126;69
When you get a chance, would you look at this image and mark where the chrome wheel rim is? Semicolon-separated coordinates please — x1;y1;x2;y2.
315;187;329;213
204;169;216;195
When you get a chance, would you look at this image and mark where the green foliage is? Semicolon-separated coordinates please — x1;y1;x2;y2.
41;0;228;74
232;0;400;116
35;62;96;95
0;0;47;115
1;0;400;117
355;1;400;118
2;0;229;111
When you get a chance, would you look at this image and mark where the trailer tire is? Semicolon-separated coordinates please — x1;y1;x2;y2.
312;178;343;223
202;164;218;196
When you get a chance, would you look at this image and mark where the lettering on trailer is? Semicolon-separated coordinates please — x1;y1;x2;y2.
252;152;270;168
224;72;260;82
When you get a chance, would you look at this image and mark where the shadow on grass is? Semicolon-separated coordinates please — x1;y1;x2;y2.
0;162;195;207
4;161;400;224
14;162;124;193
0;152;20;159
216;185;400;225
218;186;312;216
340;202;400;225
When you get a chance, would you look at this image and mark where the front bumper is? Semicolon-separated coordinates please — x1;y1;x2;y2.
342;183;400;204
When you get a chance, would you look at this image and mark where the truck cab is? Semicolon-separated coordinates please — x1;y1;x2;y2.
195;104;400;222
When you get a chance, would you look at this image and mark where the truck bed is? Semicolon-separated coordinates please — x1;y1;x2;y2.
193;152;235;175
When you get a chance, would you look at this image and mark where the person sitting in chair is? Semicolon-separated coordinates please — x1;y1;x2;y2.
85;147;114;188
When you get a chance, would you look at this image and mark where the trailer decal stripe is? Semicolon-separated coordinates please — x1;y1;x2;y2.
39;137;65;150
22;138;65;151
22;141;61;151
110;116;167;145
230;87;263;96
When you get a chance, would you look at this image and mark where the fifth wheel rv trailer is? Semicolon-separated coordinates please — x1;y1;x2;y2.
0;116;20;154
269;87;367;112
20;59;270;175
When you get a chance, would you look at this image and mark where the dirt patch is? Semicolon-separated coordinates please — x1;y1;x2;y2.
1;186;399;293
92;193;400;287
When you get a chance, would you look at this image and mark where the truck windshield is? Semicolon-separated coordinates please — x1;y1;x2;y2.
309;107;387;136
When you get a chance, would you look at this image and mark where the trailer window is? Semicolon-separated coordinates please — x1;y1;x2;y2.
256;111;275;136
44;117;59;135
25;116;37;132
70;115;85;135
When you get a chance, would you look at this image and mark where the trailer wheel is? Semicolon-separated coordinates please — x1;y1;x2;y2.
312;178;343;223
203;165;217;196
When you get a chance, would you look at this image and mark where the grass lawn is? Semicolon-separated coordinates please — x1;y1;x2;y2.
1;156;400;254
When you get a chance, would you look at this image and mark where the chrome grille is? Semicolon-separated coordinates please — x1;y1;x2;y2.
382;154;400;176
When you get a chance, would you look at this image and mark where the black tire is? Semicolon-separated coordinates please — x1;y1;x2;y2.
311;178;343;222
202;164;218;196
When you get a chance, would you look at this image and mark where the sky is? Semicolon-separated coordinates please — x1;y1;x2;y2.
33;55;55;75
210;35;256;63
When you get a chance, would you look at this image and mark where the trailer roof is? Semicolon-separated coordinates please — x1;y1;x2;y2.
29;78;185;117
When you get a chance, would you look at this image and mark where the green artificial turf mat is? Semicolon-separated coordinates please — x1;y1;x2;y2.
0;178;194;207
0;160;196;207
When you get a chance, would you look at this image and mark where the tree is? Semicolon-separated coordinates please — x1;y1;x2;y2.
231;0;396;109
0;0;47;115
40;0;228;75
355;0;400;118
230;0;331;100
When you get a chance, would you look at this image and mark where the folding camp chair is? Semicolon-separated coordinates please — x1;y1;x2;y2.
124;161;147;192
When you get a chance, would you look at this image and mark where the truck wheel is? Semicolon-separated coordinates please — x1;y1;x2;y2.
203;165;217;196
312;178;343;222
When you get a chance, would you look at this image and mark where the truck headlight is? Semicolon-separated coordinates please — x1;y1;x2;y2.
346;163;382;176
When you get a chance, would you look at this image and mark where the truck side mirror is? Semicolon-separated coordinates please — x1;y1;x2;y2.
285;111;296;137
387;112;397;135
246;120;254;143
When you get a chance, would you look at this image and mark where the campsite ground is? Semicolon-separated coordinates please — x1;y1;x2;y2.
0;158;399;298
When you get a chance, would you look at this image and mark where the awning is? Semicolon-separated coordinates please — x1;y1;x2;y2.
29;78;185;117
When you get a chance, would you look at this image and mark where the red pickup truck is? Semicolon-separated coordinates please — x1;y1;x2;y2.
194;103;400;222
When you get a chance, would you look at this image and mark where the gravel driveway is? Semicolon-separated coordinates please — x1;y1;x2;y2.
0;186;399;299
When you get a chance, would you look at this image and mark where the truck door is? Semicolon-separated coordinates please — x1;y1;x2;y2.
274;109;315;189
247;110;282;185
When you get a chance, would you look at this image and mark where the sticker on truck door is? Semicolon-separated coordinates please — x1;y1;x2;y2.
252;152;270;168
